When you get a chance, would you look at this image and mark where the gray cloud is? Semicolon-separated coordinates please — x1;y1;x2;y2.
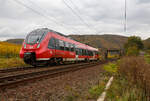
0;0;150;40
137;0;150;4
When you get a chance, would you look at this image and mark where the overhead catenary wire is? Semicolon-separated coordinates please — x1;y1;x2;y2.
26;0;81;34
69;0;100;34
124;0;127;32
63;0;98;34
13;0;79;34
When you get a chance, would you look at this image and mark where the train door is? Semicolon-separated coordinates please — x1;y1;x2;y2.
48;37;56;57
75;48;79;61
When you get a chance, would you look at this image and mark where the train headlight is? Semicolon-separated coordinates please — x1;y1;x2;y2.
37;44;40;48
24;44;26;49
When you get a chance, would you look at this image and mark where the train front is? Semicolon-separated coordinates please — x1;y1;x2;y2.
20;28;49;66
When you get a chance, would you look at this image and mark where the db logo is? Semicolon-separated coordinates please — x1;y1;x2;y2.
50;51;53;54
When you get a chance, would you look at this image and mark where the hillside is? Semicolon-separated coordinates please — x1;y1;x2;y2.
143;38;150;49
69;34;128;49
6;39;24;45
5;34;128;49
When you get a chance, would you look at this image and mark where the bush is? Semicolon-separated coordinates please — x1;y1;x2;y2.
124;36;143;56
126;46;139;56
124;36;144;50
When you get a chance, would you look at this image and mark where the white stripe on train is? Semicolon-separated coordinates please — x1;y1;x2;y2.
36;58;97;61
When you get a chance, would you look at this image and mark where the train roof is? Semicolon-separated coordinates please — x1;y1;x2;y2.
32;28;98;51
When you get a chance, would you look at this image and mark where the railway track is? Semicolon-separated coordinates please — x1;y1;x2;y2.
0;62;75;73
0;61;106;89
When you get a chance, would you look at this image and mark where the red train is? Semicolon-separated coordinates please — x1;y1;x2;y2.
20;28;99;66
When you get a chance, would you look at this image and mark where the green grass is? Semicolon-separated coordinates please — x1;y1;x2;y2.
0;58;28;69
88;83;105;99
106;77;147;101
144;54;150;64
103;62;118;74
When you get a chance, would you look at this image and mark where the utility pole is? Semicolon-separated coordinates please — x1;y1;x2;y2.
124;0;127;32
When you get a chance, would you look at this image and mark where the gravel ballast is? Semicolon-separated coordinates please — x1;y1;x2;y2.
0;64;105;101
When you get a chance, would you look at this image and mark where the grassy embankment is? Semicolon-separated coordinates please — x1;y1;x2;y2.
84;54;150;101
105;56;150;101
0;42;28;68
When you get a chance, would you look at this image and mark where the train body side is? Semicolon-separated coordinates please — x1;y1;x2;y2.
20;28;99;65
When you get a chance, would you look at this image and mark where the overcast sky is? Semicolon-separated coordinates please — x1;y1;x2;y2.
0;0;150;40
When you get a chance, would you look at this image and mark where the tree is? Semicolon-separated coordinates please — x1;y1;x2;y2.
124;36;144;56
126;46;139;56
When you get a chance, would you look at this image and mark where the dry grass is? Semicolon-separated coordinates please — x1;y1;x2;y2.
0;42;27;68
0;58;28;69
0;42;21;58
118;56;150;100
105;56;150;101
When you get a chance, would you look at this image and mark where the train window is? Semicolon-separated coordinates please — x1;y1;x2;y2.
82;49;85;55
73;44;75;52
48;37;55;49
70;44;74;52
91;51;94;56
59;40;64;50
68;43;71;51
88;50;93;56
79;48;82;55
25;29;47;44
55;39;60;49
75;48;79;55
82;49;84;55
95;51;98;55
65;42;69;51
63;41;66;49
87;50;90;56
85;50;88;56
85;50;87;55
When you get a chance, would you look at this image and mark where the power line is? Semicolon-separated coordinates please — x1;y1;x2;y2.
69;0;100;34
13;0;78;34
26;0;81;34
124;0;127;32
63;0;97;34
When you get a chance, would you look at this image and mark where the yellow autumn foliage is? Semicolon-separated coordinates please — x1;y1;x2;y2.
0;42;21;58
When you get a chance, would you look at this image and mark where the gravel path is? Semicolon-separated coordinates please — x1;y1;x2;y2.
0;64;105;101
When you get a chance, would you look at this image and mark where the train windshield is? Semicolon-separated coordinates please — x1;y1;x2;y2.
25;29;47;44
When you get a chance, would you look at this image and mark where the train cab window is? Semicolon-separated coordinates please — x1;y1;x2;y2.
25;29;47;45
48;37;55;49
59;40;64;50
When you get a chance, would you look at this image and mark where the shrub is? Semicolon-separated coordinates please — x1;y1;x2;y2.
126;46;139;56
